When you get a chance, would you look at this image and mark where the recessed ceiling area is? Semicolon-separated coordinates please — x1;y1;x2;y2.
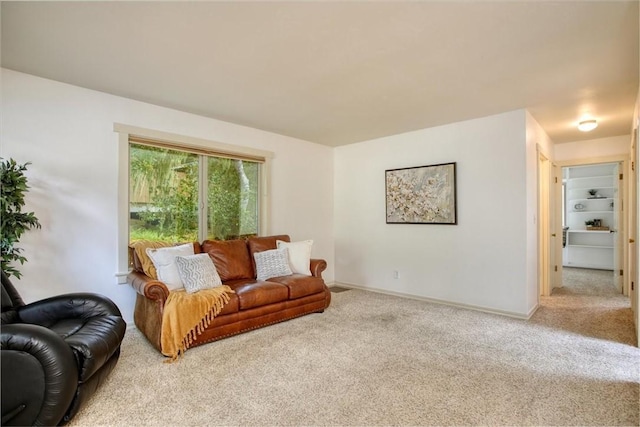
1;1;638;147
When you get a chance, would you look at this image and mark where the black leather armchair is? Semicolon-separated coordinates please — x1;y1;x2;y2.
1;271;126;426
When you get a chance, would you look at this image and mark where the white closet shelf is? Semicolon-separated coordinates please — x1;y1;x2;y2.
569;197;613;201
568;185;614;190
570;211;614;214
563;163;617;270
567;175;613;181
566;244;614;249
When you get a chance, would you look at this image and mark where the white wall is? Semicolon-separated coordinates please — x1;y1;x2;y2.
0;68;557;321
1;69;334;323
334;110;536;317
555;135;630;161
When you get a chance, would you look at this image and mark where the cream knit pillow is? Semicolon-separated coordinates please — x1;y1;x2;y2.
276;239;313;276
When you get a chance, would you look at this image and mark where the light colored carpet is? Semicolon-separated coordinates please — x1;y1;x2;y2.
69;274;639;426
533;267;636;345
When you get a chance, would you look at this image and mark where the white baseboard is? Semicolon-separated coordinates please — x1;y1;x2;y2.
333;281;537;320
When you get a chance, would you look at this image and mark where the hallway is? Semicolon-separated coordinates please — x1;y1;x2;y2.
534;267;637;346
560;267;617;296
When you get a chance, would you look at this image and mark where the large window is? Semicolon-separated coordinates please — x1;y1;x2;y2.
129;143;261;242
115;124;272;283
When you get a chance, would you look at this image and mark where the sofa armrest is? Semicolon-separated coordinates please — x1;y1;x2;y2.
310;259;327;279
128;271;169;303
1;324;78;426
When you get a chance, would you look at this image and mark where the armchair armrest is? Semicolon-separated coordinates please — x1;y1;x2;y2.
1;324;78;426
310;259;327;279
17;293;122;326
128;271;169;303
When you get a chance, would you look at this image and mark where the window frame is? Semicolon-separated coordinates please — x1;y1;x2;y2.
114;123;273;284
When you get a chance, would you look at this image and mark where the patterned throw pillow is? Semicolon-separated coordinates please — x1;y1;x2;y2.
175;254;222;293
254;248;293;281
146;243;195;290
276;239;313;275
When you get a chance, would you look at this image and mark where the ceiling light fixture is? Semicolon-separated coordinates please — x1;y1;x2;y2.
578;119;598;132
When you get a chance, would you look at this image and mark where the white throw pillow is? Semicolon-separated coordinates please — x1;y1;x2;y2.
276;239;313;276
254;248;293;281
146;243;194;290
175;253;222;293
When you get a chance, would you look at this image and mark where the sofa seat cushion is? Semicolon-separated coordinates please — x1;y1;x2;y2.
50;316;126;381
229;281;289;310
267;274;326;299
218;291;240;315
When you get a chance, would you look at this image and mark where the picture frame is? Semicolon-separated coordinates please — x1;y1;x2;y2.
385;162;457;225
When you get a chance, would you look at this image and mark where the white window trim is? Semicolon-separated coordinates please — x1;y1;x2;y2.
113;123;273;284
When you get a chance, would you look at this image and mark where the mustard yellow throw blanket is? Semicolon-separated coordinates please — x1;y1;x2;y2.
161;286;234;361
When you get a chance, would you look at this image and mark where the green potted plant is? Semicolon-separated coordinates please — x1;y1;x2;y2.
1;158;41;278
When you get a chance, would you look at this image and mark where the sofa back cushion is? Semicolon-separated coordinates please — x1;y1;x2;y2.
201;239;254;281
247;235;290;274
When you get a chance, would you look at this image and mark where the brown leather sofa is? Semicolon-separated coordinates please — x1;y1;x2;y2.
128;235;331;353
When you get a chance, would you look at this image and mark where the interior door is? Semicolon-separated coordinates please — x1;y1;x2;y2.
633;126;640;345
613;163;623;292
629;130;638;315
538;152;551;297
552;163;563;289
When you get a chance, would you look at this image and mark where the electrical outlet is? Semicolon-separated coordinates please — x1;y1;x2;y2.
393;270;399;279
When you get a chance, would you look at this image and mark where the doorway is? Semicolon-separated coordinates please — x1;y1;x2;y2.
560;162;624;294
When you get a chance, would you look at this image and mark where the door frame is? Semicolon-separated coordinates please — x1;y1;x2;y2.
630;125;639;344
538;150;552;297
555;155;630;296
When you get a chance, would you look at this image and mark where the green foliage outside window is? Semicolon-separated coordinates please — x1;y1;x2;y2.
208;157;258;240
129;144;259;243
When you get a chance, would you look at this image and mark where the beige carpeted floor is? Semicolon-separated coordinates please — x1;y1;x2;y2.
69;270;639;426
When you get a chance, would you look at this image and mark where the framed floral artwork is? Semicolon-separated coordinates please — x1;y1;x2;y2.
385;162;457;225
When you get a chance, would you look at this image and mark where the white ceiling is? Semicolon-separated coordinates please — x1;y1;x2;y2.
1;1;638;147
